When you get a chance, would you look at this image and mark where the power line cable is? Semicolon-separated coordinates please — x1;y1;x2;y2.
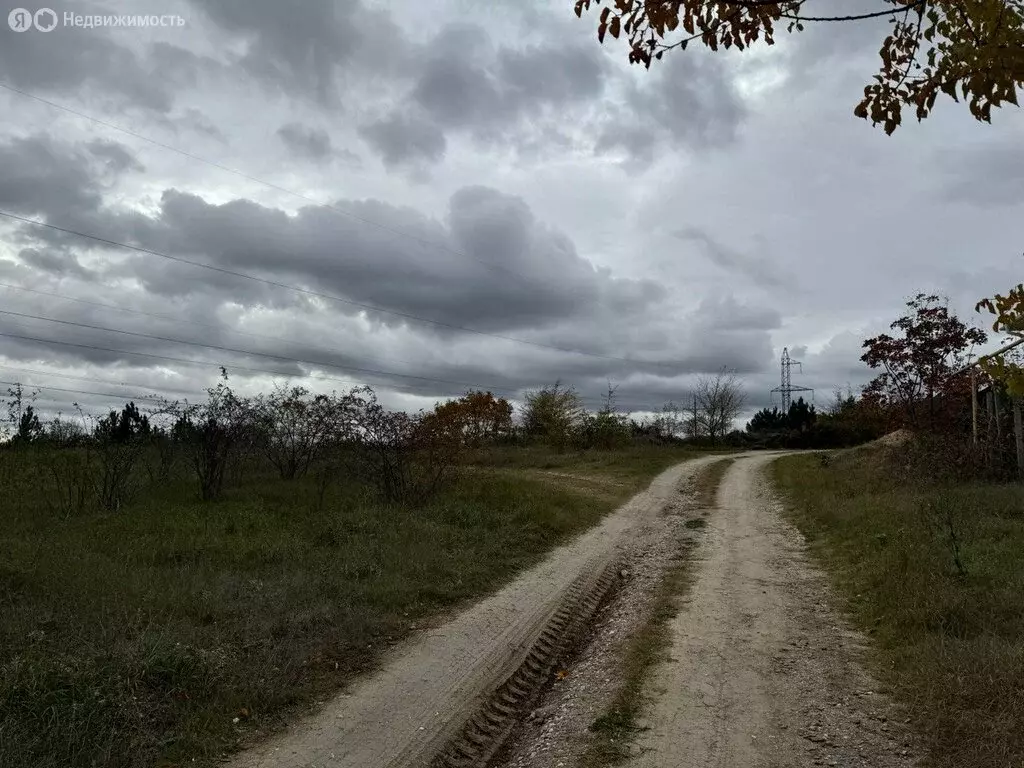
2;376;673;422
0;328;573;405
0;329;453;393
0;281;444;374
0;307;517;392
0;364;202;397
0;209;677;371
0;379;169;404
0;329;671;412
0;286;679;408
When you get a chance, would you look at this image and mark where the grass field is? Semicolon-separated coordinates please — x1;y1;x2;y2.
0;443;695;768
772;448;1024;768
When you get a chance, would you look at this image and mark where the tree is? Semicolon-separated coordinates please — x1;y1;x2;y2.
747;398;815;432
654;401;687;438
574;0;1024;135
95;401;151;444
861;293;986;428
429;391;514;447
747;406;786;432
15;405;43;444
4;383;41;444
521;381;587;448
826;386;858;418
976;282;1024;395
787;396;817;431
695;368;746;443
44;414;86;446
578;382;632;448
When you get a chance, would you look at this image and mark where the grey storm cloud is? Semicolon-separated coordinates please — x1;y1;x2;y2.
936;136;1024;207
170;109;227;142
0;19;210;113
674;227;790;290
16;247;94;280
782;0;894;89
0;132;666;341
412;24;501;129
640;52;747;145
357;112;447;169
498;41;605;104
411;24;607;130
106;184;666;334
690;295;782;333
0;129;771;413
362;23;609;166
186;0;408;106
0;134;143;224
276;122;334;161
595;50;746;164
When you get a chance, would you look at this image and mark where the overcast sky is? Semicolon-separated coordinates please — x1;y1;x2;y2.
1;0;1021;428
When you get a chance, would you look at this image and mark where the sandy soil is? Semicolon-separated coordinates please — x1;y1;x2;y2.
634;453;921;768
498;456;718;768
225;456;720;768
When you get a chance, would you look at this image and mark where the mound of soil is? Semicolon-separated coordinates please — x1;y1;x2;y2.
868;429;913;448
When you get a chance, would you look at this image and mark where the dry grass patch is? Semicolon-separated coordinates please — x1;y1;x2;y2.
773;451;1024;768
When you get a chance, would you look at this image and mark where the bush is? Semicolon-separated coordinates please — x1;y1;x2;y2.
521;382;586;450
172;381;255;501
429;391;513;447
43;447;94;517
782;421;882;449
888;431;996;486
251;385;349;480
629;419;687;446
576;411;633;450
742;417;884;451
345;388;463;505
92;437;145;512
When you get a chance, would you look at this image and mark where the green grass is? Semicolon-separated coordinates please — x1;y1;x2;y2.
582;560;692;766
772;448;1024;768
692;454;733;508
0;443;693;768
465;444;722;483
581;458;733;766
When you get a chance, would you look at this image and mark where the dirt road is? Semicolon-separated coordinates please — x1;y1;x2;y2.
228;456;720;768
635;453;919;768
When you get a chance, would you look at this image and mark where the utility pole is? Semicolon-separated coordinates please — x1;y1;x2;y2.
770;347;814;412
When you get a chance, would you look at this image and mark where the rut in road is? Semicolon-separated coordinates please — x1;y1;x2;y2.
635;453;920;768
226;456;721;768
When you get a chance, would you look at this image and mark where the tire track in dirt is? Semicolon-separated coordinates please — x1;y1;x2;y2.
226;456;722;768
634;453;921;768
496;456;728;768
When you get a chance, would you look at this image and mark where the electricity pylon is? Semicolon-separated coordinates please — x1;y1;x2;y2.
770;347;814;412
